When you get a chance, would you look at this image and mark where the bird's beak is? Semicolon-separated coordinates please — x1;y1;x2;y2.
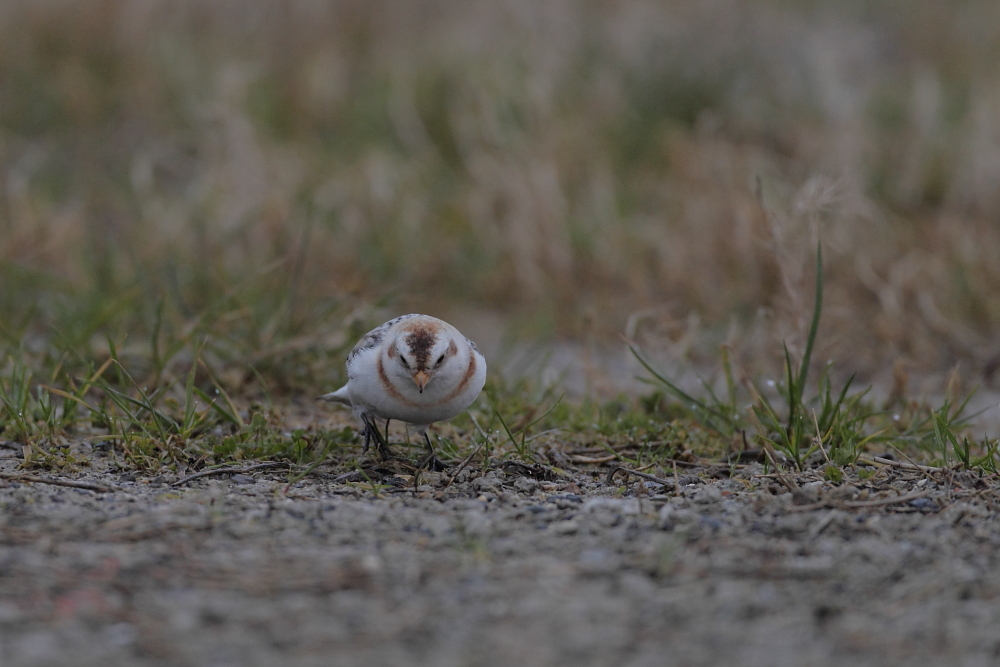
413;370;430;393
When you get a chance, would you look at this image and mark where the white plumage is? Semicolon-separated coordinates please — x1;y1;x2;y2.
320;314;487;463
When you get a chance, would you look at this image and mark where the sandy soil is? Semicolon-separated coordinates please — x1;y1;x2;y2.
2;443;999;667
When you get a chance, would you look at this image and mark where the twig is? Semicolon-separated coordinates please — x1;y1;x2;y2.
0;472;117;493
840;489;934;508
864;456;940;473
726;449;765;464
811;411;831;464
787;488;933;513
569;454;618;464
606;467;675;488
442;441;486;490
330;470;369;484
760;439;798;491
665;456;713;468
884;442;948;482
500;460;560;481
171;462;286;487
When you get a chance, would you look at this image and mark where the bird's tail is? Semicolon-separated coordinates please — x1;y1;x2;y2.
317;386;351;405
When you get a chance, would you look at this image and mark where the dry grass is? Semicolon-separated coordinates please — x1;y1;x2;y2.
2;0;1000;391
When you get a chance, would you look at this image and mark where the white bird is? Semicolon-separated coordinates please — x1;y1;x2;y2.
319;314;487;466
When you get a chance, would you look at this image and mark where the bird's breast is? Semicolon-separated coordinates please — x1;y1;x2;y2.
347;352;484;425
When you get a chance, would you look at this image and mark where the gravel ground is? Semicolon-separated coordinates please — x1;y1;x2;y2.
2;449;1000;667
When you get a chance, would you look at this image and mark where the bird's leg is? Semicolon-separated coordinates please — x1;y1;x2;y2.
418;431;446;472
361;415;393;460
360;415;373;455
376;419;393;460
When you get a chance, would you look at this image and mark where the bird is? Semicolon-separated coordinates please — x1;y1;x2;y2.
319;314;487;467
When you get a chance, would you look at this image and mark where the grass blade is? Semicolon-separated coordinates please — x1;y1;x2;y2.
795;242;823;405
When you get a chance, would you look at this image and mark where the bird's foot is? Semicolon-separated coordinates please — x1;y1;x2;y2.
417;452;448;472
417;432;447;471
361;417;393;461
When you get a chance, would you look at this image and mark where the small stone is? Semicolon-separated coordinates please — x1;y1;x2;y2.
418;472;446;486
230;474;255;485
550;519;579;535
579;549;609;564
472;476;503;493
699;515;723;531
578;549;616;575
0;601;24;623
658;506;697;530
553;494;583;509
792;482;823;505
829;485;860;501
13;630;59;663
692;487;722;504
581;497;641;514
103;622;138;647
909;497;939;511
513;477;539;495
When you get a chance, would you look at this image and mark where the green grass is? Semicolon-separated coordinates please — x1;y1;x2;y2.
0;242;996;481
630;243;999;474
1;2;999;482
0;318;996;483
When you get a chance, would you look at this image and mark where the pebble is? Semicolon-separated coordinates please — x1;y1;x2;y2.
658;506;697;530
472;476;503;493
581;497;641;514
0;601;25;623
692;487;723;504
0;459;995;666
103;622;138;647
513;477;539;495
909;497;939;511
550;519;579;535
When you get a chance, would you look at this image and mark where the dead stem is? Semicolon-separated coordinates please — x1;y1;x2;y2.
787;488;933;513
0;472;117;493
171;462;287;487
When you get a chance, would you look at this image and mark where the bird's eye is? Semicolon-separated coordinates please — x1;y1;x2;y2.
400;357;410;369
435;354;446;367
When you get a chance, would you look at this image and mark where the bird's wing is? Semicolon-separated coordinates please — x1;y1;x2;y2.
346;314;421;362
464;336;481;355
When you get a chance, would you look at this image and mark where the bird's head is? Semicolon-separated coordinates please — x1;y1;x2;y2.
388;324;457;393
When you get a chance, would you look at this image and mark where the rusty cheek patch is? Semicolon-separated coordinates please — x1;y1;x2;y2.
405;328;436;370
447;340;457;356
441;353;477;403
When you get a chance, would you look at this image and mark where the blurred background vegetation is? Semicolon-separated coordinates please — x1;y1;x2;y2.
2;0;1000;397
